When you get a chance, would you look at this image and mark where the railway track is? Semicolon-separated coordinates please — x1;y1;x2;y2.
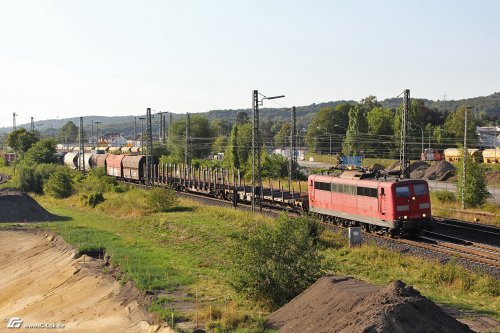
121;179;500;275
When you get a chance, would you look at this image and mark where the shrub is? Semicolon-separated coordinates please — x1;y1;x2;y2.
456;156;489;207
44;168;74;198
146;187;179;212
81;191;105;207
231;215;325;309
15;163;60;193
432;190;457;203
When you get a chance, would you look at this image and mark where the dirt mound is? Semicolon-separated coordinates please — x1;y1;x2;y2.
268;276;473;333
423;160;456;181
0;188;53;222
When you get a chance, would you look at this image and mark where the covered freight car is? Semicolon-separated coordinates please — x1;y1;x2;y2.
91;153;108;169
105;154;125;177
122;155;159;181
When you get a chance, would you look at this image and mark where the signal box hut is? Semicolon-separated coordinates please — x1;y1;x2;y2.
106;154;125;177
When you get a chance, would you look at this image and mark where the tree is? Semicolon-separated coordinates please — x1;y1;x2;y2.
59;121;78;145
367;107;393;136
231;215;325;309
305;104;351;153
44;168;74;198
444;106;478;140
342;104;364;155
274;122;291;148
6;128;39;155
224;124;240;169
212;135;228;153
211;119;231;136
167;115;213;162
236;111;249;124
456;151;489;207
393;99;425;159
23;138;58;165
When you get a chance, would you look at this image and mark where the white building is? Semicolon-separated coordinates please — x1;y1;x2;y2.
272;148;306;161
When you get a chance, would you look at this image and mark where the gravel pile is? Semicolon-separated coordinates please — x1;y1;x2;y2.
423;160;456;181
269;276;474;333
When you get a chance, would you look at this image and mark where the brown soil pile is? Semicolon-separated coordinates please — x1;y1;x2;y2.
0;229;173;332
0;188;53;222
268;276;473;333
422;160;456;181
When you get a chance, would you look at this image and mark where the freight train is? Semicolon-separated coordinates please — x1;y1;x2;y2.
63;152;432;237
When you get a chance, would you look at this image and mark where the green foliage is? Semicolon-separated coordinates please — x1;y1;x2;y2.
167;115;213;161
78;167;119;194
6;128;39;155
342;104;362;155
305;104;350;153
456;154;489;207
212;135;227;154
432;190;457;203
211;119;232;136
231;215;325;309
223;123;252;176
146;187;179;212
15;163;64;193
58;121;78;144
44;168;75;198
81;190;105;208
23;138;58;165
274;122;291;148
261;153;289;179
444;106;478;140
367;107;393;135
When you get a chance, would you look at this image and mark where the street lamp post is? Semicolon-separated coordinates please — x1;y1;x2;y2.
252;90;285;212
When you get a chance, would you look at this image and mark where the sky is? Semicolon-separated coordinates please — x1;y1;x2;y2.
1;0;499;128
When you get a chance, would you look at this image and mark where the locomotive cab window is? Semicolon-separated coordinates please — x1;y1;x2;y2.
414;184;428;196
395;186;411;198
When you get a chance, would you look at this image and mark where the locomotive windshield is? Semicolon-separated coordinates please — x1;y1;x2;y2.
395;186;411;198
414;184;428;196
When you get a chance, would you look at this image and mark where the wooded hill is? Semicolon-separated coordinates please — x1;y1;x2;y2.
2;92;499;137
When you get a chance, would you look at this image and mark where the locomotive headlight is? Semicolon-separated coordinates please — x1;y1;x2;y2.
423;214;426;218
404;215;408;219
412;196;416;200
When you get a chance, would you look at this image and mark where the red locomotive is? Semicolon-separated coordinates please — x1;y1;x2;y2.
308;171;432;237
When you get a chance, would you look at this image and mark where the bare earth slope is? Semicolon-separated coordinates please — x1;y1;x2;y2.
0;230;173;333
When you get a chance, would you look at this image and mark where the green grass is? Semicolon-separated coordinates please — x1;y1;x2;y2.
30;193;273;332
1;183;498;329
322;235;500;318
